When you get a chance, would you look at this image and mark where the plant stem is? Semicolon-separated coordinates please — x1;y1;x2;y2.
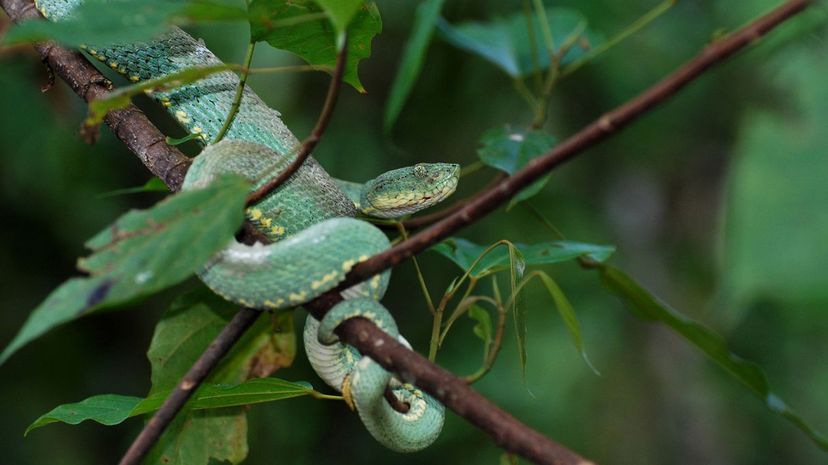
213;41;256;144
396;222;436;315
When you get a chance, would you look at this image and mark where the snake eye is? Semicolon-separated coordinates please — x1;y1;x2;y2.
413;164;427;178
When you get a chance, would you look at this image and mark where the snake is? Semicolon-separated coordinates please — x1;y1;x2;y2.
35;0;455;452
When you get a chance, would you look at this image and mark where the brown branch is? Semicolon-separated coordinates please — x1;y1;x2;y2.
245;35;348;206
395;173;507;230
0;0;191;191
1;1;813;465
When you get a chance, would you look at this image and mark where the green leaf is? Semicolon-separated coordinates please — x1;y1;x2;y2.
249;0;382;92
722;47;828;317
25;378;315;435
146;289;246;465
436;7;600;78
314;0;364;35
468;304;493;347
478;126;556;204
432;237;614;277
5;0;180;46
599;264;828;451
4;0;251;47
507;244;527;378
383;0;445;131
0;176;250;366
144;288;299;465
150;410;248;465
535;272;597;374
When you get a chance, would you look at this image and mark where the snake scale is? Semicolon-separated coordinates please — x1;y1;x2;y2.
36;0;457;452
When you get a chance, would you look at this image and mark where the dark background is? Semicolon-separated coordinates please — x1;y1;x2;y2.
1;0;827;464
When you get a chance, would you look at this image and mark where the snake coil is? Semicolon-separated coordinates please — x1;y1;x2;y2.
36;0;457;451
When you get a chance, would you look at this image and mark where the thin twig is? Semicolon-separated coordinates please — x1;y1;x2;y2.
213;41;256;144
245;35;348;206
560;0;678;78
396;173;507;230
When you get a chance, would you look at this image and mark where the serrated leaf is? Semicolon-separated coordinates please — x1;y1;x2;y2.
432;237;614;277
25;378;314;435
599;264;828;452
436;7;600;78
0;176;249;366
144;288;299;465
314;0;364;34
383;0;445;131
478;126;556;204
249;0;381;92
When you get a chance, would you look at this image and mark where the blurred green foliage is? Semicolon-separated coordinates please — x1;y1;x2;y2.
1;0;828;464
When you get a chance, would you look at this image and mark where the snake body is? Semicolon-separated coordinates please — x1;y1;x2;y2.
36;0;456;452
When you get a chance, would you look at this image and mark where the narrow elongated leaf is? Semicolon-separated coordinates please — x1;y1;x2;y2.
536;272;597;374
507;244;528;378
599;264;828;451
0;176;250;366
432;237;614;277
249;0;381;92
85;64;232;127
26;378;316;435
98;177;170;198
478;126;556;204
383;0;445;131
436;7;600;78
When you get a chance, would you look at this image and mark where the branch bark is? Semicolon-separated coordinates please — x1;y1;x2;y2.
1;0;192;191
0;1;813;465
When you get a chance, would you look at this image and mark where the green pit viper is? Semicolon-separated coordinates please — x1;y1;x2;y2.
36;0;457;452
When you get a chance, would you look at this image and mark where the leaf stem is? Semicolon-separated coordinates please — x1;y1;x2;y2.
213;41;256;144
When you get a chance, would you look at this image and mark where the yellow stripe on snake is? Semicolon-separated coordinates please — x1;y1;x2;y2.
35;0;457;452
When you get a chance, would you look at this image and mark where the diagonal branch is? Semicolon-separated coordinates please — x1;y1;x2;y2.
0;1;813;465
0;0;191;191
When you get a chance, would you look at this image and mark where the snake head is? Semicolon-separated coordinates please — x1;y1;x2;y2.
361;163;460;219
